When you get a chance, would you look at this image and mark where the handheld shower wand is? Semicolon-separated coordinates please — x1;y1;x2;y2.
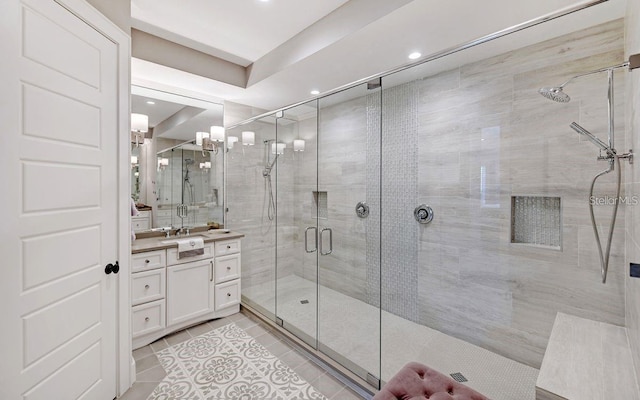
569;122;614;156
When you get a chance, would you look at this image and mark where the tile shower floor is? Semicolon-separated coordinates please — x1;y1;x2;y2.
121;312;363;400
244;274;540;400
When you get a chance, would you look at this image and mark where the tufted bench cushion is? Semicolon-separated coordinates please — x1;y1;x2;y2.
373;362;490;400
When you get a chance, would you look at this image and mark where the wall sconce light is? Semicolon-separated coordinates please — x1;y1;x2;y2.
199;161;212;169
196;131;209;146
227;136;239;150
131;155;138;165
210;126;225;142
242;131;255;146
271;142;286;155
196;127;224;154
293;139;305;152
157;157;169;170
131;113;148;146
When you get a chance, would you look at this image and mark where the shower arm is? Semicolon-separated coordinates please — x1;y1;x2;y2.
557;62;629;89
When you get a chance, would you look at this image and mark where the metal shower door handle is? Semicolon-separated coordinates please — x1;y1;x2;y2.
320;228;333;255
305;227;318;253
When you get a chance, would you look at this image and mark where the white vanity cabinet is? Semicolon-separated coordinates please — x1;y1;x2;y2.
166;258;214;326
131;235;242;350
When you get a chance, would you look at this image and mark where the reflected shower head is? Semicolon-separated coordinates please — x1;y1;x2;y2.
184;158;195;165
539;86;570;103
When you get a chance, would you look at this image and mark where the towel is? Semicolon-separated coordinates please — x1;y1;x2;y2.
130;198;140;217
177;237;205;259
130;198;139;241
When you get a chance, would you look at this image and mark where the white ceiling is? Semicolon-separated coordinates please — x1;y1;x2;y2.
131;0;627;118
131;0;350;66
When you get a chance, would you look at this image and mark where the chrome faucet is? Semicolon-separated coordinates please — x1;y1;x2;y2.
176;226;191;236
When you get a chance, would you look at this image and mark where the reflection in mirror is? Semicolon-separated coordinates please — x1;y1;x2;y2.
156;143;224;229
131;145;141;202
131;85;224;233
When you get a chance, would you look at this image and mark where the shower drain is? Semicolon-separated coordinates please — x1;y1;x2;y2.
300;300;309;304
450;372;468;382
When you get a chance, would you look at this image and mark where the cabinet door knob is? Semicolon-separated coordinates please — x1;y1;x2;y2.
227;245;231;249
227;292;231;297
145;259;150;264
145;284;150;289
144;317;150;322
226;266;231;270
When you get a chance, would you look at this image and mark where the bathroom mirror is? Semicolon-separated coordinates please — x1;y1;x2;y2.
131;85;224;231
155;143;224;229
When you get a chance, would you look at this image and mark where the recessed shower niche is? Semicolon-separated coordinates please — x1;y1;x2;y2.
511;196;561;248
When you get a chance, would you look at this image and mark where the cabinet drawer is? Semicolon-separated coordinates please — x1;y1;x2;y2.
214;279;240;310
214;253;240;283
156;209;172;218
132;217;150;232
131;250;166;273
132;269;166;306
215;239;241;256
137;210;151;218
132;299;165;338
167;242;214;266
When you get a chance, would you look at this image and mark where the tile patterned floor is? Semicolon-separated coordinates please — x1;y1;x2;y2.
120;311;364;400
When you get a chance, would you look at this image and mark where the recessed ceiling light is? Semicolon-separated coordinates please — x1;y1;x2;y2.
146;101;155;105
408;52;422;60
310;90;320;95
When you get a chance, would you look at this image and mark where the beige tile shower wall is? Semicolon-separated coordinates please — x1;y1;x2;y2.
410;19;627;368
625;0;640;387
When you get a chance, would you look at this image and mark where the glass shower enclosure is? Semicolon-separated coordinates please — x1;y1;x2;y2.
227;4;628;397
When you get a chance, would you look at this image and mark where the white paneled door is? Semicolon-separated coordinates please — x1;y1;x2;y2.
0;0;120;399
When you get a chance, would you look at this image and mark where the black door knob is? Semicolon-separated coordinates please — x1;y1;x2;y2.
105;261;120;275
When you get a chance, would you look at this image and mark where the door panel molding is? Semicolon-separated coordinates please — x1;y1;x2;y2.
0;0;131;398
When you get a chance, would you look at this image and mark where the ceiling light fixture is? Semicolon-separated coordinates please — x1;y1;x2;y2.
310;90;320;95
146;101;155;105
408;52;422;60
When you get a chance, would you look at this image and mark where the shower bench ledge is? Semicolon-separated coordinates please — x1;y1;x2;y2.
536;312;639;400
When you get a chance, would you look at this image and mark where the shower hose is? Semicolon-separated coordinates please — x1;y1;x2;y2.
589;155;621;284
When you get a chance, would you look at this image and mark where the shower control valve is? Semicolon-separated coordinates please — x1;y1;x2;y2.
414;205;434;224
355;202;369;218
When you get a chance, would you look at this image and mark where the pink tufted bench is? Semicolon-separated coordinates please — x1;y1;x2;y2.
373;362;490;400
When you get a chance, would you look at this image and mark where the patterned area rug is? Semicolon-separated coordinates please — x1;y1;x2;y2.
147;323;327;400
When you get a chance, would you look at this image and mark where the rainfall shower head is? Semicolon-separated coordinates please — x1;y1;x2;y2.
539;61;632;104
539;86;570;103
